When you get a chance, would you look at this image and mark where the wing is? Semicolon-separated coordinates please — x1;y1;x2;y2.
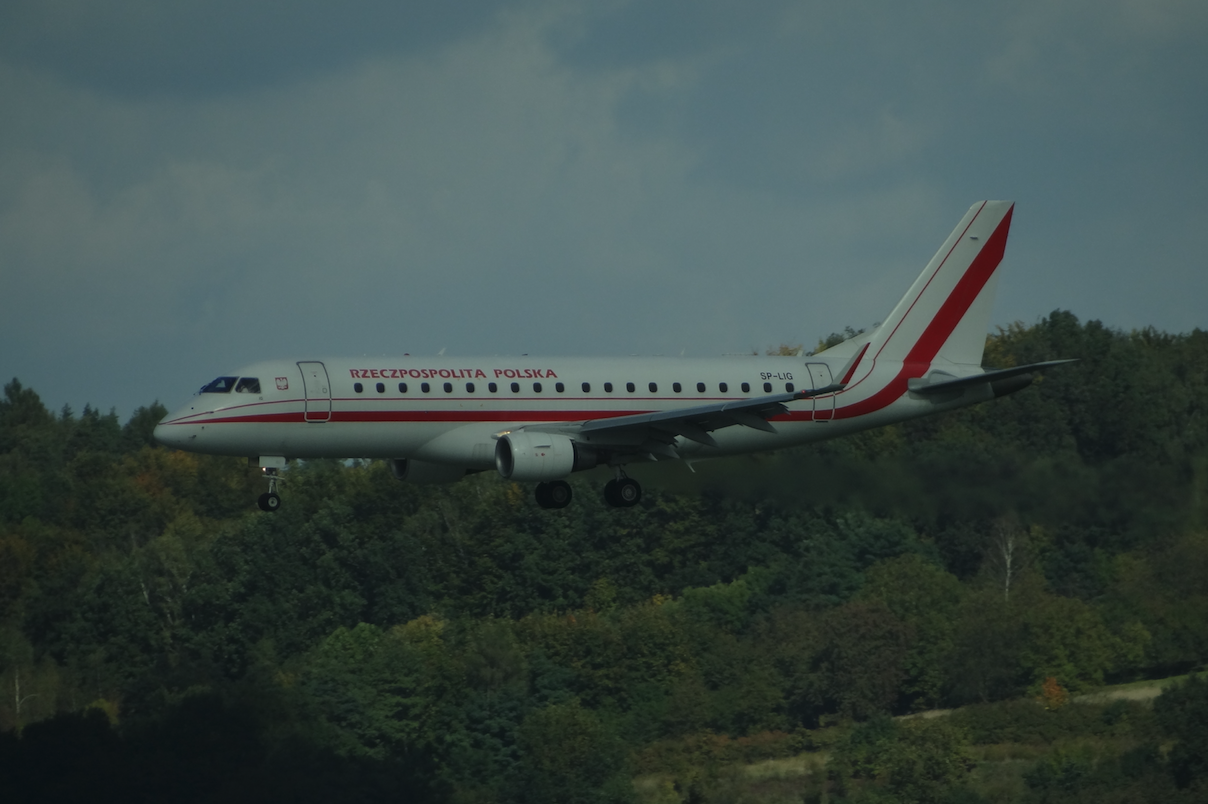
523;383;844;460
518;347;866;459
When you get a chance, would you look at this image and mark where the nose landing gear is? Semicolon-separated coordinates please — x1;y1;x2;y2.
258;468;282;512
256;458;286;512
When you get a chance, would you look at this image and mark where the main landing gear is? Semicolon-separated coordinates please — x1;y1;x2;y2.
258;467;282;512
535;480;572;509
532;473;643;509
604;475;642;508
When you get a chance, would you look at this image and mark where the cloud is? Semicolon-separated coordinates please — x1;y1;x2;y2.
0;0;518;99
0;0;1205;418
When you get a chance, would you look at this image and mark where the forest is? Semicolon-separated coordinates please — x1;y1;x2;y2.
2;310;1207;803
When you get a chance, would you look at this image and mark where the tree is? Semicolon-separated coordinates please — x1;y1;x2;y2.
831;716;972;804
510;700;633;804
985;516;1030;603
855;554;963;709
811;600;912;721
1154;675;1208;791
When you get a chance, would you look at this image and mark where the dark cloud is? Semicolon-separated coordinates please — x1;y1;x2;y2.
0;0;1206;420
0;0;516;98
548;0;773;69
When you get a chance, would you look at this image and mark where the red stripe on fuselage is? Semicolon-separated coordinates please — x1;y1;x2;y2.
170;409;660;426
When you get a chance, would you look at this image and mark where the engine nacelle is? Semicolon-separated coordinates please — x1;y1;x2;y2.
495;431;596;481
387;458;468;485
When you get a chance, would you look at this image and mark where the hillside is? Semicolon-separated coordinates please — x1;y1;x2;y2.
1;310;1207;802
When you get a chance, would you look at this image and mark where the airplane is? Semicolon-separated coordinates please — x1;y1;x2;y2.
154;201;1072;512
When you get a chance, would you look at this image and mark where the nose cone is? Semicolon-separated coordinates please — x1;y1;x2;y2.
152;421;172;447
153;420;184;449
154;406;196;450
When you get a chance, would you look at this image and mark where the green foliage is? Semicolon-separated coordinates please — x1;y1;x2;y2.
855;554;963;709
832;716;973;804
810;600;912;721
2;314;1208;798
949;698;1159;746
1153;675;1208;791
511;700;634;804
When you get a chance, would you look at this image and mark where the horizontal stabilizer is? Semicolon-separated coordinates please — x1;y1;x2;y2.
908;359;1077;396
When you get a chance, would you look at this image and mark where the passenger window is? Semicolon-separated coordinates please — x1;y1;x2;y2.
582;382;591;393
354;382;364;393
649;382;658;393
377;382;385;393
200;376;237;394
763;382;772;393
422;382;431;393
443;382;453;393
511;382;520;393
489;382;498;393
399;383;408;393
696;382;705;393
741;382;750;393
672;382;682;393
626;382;635;393
466;383;475;393
555;382;565;393
786;382;794;392
604;382;613;393
235;377;261;394
719;382;728;392
533;382;542;393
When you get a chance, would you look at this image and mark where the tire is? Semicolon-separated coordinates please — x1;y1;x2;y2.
604;478;641;507
545;480;572;508
615;478;641;507
603;479;620;507
258;492;282;512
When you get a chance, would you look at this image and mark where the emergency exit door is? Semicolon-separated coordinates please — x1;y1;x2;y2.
298;362;332;422
805;362;835;421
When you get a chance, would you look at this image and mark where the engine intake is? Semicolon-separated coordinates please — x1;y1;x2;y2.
495;431;596;481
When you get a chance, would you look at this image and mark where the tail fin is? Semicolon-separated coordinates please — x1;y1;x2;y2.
866;201;1014;368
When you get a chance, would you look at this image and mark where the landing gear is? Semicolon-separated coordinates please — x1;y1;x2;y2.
603;476;641;508
258;466;282;513
535;480;573;509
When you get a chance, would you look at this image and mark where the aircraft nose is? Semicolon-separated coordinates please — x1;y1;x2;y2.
153;421;177;448
153;413;193;449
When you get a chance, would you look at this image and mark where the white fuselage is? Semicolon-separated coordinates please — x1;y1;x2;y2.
153;352;990;469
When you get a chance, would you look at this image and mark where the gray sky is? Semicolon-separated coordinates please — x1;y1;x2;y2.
2;0;1206;419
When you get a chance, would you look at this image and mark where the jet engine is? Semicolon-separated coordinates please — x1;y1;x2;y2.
495;431;597;481
387;458;468;484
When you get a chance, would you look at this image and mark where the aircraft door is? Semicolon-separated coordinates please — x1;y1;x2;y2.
805;362;835;421
298;362;332;422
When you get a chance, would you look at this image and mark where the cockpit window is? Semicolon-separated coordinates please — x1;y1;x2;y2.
200;376;238;394
235;377;261;394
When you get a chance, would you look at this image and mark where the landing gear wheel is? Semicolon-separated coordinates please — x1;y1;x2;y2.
258;492;282;512
535;481;572;509
604;477;641;508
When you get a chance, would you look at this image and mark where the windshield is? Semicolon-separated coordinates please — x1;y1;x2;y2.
235;377;261;394
199;376;238;394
